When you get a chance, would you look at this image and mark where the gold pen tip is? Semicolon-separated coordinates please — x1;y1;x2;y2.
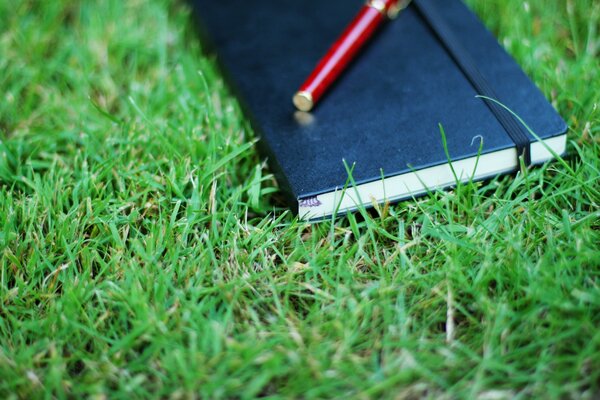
293;91;314;112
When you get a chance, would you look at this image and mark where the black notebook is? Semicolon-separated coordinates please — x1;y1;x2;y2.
191;0;567;221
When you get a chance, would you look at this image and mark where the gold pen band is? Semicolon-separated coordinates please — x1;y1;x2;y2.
366;0;412;19
366;0;388;15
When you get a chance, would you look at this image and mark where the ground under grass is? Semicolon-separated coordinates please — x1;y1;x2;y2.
1;0;599;398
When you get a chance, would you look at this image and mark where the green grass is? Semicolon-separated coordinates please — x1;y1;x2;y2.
1;0;598;398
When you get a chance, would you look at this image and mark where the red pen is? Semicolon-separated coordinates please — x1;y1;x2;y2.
293;0;410;112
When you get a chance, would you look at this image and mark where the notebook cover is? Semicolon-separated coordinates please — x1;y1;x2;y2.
190;0;567;213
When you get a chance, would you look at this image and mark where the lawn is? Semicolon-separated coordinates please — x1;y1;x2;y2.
1;0;599;398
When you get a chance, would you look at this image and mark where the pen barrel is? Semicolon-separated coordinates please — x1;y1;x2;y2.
296;2;394;111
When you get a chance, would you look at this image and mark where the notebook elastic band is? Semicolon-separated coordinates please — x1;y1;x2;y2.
413;0;532;165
